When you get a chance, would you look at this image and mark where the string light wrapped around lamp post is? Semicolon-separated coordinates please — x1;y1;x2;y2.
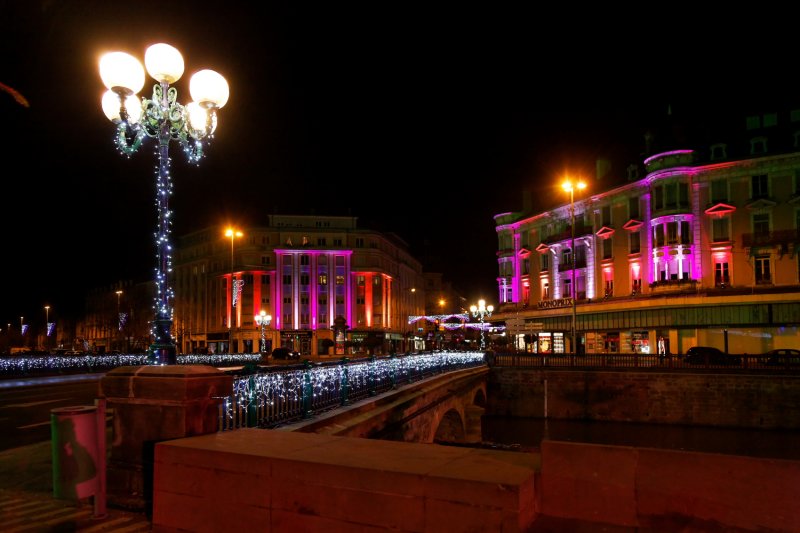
255;311;272;356
99;43;229;365
469;299;494;351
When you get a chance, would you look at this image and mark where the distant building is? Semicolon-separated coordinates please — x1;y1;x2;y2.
494;111;800;355
173;215;426;355
77;280;154;353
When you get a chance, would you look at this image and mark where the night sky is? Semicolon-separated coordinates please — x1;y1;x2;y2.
2;2;797;327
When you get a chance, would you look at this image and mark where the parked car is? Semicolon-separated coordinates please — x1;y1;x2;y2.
764;349;800;367
684;346;741;365
271;347;300;360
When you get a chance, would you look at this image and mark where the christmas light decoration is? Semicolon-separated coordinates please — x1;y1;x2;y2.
222;351;486;430
47;322;55;337
100;44;228;365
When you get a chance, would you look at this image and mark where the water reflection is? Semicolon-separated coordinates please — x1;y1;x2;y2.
481;416;800;460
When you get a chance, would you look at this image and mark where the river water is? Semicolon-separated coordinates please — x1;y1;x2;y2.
481;416;800;460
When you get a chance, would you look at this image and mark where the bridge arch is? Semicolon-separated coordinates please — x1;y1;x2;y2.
433;408;465;443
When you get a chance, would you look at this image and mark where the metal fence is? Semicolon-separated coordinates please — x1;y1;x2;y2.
218;351;487;431
490;352;800;372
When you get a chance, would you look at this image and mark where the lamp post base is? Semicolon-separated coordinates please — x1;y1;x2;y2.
149;343;177;365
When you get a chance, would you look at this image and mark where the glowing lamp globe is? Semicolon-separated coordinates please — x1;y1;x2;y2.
145;43;184;84
101;90;142;123
190;69;229;108
99;52;145;95
186;102;214;137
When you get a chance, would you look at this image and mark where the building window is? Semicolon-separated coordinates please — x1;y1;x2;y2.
318;296;327;305
261;256;270;265
283;313;292;325
356;295;365;305
710;143;727;161
652;182;690;211
373;276;381;286
753;213;771;236
319;274;328;285
282;275;292;285
632;278;641;295
300;295;309;305
602;238;612;260
540;253;550;271
243;274;253;284
562;248;572;267
750;137;767;155
319;313;327;325
317;237;327;246
335;256;345;266
653;224;665;247
667;222;678;244
601;205;612;226
300;274;309;285
746;115;761;130
628;197;640;219
629;232;640;254
714;262;730;287
357;275;365;286
336;275;345;285
542;282;550;300
355;238;364;247
680;221;691;245
283;297;292;304
710;179;728;203
751;175;769;199
604;280;613;298
563;278;572;298
755;255;771;284
300;255;310;266
763;113;777;127
262;275;270;285
712;218;730;242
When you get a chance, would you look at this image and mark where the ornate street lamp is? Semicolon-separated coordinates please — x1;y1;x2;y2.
469;299;494;351
255;311;272;356
99;43;228;364
562;179;587;355
225;227;243;354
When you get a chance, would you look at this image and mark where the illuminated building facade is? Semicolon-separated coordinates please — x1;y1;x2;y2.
173;215;425;355
494;145;800;355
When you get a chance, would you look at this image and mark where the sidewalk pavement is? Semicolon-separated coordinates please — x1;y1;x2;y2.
0;440;151;532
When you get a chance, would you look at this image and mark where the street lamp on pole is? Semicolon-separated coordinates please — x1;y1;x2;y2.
115;290;123;351
469;299;494;351
44;306;50;350
562;179;587;355
99;43;229;365
255;311;272;356
225;227;243;354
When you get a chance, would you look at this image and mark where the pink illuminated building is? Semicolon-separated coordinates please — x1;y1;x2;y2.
173;215;425;355
494;127;800;355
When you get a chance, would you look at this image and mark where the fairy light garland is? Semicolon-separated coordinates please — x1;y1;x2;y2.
224;351;486;425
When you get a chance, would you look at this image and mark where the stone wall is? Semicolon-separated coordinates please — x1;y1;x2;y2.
487;369;800;429
541;440;800;532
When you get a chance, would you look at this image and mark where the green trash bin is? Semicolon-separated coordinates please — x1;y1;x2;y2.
50;405;101;501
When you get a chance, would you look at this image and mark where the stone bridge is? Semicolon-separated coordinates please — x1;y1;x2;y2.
285;365;489;444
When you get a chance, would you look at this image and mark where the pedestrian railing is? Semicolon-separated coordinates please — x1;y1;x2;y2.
490;352;800;372
219;351;486;431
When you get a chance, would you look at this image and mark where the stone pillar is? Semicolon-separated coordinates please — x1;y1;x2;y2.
99;365;233;511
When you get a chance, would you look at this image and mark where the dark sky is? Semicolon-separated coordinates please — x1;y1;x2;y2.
2;1;798;327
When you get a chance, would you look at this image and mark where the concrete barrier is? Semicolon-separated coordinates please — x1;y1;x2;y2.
152;429;537;532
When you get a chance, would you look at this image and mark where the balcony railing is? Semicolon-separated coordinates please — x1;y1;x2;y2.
558;259;587;272
741;230;800;248
541;224;594;245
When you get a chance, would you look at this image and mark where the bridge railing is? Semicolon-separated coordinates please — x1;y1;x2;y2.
490;351;800;372
219;351;486;431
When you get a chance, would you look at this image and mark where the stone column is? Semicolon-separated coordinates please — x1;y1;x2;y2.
99;365;233;510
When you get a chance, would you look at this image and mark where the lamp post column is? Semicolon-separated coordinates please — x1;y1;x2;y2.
570;189;576;355
562;179;585;356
